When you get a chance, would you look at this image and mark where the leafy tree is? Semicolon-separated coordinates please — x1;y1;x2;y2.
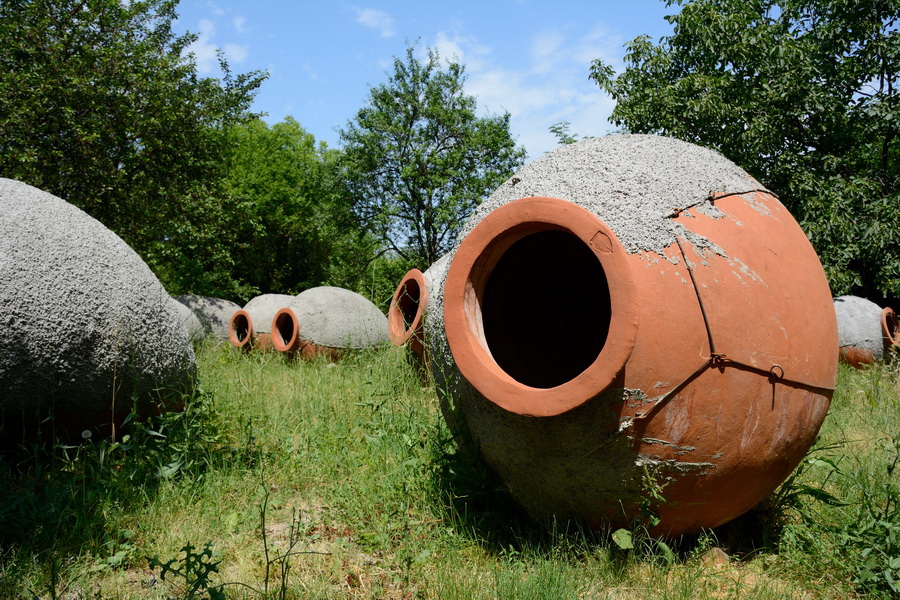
590;0;899;300
548;121;580;145
220;117;378;297
339;44;527;268
0;0;266;299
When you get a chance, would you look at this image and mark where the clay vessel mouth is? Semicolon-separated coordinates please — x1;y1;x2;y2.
883;307;899;349
443;196;639;417
272;308;300;353
388;269;428;346
229;310;254;349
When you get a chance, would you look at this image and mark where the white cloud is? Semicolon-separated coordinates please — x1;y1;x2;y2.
186;18;218;74
427;23;623;159
224;43;248;64
233;15;246;33
530;29;566;72
184;16;248;74
356;8;395;37
432;30;490;70
302;62;320;81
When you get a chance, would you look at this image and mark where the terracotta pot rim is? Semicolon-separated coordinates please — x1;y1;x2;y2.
388;268;429;346
883;307;899;348
229;309;254;349
443;196;640;417
272;307;301;353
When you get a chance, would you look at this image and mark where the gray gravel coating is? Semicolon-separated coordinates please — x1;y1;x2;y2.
420;254;451;344
423;254;452;297
174;294;241;341
241;294;294;335
0;178;196;427
287;286;388;349
169;297;205;343
461;134;766;255
833;295;885;360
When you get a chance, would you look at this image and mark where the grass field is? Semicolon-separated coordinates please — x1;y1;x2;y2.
1;343;898;599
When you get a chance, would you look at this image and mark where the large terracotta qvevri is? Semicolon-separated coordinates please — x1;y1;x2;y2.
430;135;839;537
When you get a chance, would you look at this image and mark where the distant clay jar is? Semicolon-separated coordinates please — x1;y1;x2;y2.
271;286;388;359
175;294;242;342
834;296;897;366
229;294;294;351
387;255;451;373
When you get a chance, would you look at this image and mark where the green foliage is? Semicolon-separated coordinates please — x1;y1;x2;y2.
340;43;527;268
769;363;900;598
0;385;227;563
776;441;900;597
219;117;378;299
0;0;266;300
148;542;226;600
591;0;900;299
548;121;580;145
3;349;897;598
353;251;418;312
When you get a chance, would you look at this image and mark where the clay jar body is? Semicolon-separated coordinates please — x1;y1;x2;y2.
432;135;838;536
271;286;389;359
833;295;898;367
229;294;294;351
0;179;196;441
175;295;242;342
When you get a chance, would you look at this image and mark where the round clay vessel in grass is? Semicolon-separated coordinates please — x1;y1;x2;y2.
833;295;889;367
175;294;241;342
430;135;838;537
229;293;294;351
387;254;451;373
272;286;389;359
0;178;196;442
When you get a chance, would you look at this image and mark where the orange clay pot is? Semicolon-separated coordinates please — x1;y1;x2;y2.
228;294;294;352
388;268;429;363
388;257;452;377
230;309;260;350
271;307;343;361
270;286;389;360
834;296;895;367
441;193;838;537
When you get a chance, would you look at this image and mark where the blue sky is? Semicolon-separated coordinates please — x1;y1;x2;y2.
172;1;676;160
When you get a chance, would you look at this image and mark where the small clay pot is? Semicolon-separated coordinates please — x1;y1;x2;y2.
388;268;429;359
271;286;388;360
229;294;294;352
834;295;890;367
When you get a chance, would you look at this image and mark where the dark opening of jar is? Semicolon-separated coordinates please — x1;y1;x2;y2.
481;230;611;389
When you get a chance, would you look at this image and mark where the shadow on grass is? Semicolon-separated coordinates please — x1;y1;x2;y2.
0;388;252;592
426;416;812;567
